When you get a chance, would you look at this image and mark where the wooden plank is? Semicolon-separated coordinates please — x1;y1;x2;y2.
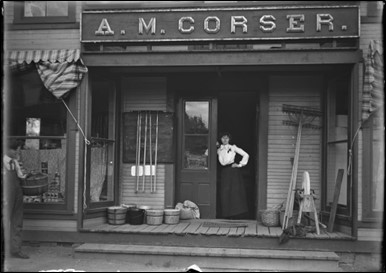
257;222;270;237
217;227;230;236
244;222;257;237
196;225;210;235
328;169;345;232
172;222;190;235
236;227;245;236
268;226;282;237
227;227;238;237
205;227;220;235
136;224;161;234
149;224;171;234
183;221;202;234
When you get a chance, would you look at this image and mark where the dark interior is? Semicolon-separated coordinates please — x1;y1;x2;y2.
217;91;257;219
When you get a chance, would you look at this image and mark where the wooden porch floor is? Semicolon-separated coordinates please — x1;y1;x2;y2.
83;219;352;240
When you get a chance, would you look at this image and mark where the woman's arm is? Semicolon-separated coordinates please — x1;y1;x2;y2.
233;145;249;167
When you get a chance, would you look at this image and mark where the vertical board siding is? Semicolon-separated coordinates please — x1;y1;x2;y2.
267;75;322;210
122;77;167;112
120;77;168;209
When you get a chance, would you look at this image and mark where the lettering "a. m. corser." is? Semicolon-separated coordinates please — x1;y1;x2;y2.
95;13;335;36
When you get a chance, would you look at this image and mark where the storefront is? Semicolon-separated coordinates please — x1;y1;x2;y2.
3;1;383;250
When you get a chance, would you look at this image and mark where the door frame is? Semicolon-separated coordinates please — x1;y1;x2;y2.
176;96;218;218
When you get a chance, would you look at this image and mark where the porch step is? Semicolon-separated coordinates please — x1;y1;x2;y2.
73;243;341;272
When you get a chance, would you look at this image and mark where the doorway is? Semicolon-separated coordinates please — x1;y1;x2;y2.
217;92;257;219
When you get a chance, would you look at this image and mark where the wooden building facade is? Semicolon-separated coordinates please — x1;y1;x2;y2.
3;1;383;253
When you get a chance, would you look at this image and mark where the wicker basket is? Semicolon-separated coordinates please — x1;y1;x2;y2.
21;184;49;196
260;209;280;227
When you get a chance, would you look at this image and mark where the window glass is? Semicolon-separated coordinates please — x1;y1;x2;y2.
24;1;68;17
183;101;209;169
9;69;67;204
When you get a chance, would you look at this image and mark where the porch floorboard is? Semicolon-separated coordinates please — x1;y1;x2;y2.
84;219;352;240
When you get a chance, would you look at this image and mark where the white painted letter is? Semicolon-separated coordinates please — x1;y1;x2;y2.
139;17;156;35
95;18;114;36
286;14;305;32
259;15;276;33
178;17;195;34
316;14;334;32
204;16;220;34
231;16;248;34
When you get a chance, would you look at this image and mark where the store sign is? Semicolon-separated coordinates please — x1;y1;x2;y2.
81;6;359;43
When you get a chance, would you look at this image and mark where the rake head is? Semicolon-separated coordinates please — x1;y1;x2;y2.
282;104;322;117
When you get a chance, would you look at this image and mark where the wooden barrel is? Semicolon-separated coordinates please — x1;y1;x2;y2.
164;209;180;225
146;210;164;226
107;206;127;225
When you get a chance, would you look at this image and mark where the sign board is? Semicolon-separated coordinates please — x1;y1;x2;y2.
81;5;359;43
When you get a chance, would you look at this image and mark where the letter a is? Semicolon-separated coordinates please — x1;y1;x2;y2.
95;18;114;36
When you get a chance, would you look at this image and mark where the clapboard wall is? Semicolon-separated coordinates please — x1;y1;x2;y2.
267;75;323;210
120;77;169;209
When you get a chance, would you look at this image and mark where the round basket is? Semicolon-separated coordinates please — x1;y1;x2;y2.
164;209;180;225
260;209;280;227
146;210;164;226
107;206;128;225
23;173;48;186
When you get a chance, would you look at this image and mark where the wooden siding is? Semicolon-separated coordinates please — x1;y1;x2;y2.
120;164;166;209
267;75;322;210
122;77;167;112
23;219;77;232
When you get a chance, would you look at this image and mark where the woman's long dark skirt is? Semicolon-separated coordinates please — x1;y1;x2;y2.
220;165;248;218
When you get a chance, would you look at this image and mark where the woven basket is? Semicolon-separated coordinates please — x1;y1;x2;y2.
260;209;280;227
21;184;49;196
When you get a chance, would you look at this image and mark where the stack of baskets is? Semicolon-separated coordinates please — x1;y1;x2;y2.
21;173;48;196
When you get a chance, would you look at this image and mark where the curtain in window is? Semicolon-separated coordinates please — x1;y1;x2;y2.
362;40;384;121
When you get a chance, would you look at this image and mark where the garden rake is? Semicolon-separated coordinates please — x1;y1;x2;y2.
281;104;322;230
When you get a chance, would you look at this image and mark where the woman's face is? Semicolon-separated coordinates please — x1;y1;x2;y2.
221;135;230;145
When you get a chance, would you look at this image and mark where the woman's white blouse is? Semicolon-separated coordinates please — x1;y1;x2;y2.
217;144;249;167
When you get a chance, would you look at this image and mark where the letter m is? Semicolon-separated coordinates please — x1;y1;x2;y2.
139;18;156;35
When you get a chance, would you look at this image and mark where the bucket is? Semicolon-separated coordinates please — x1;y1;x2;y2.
164;209;180;225
138;205;152;224
122;203;137;222
107;206;127;225
146;210;164;226
127;207;145;225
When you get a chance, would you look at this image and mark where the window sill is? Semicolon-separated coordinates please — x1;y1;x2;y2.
6;22;79;30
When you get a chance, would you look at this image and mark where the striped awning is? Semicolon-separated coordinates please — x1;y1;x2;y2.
362;40;384;120
7;49;88;99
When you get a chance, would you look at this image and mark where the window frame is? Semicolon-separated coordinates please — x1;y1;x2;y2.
13;1;76;24
85;77;119;210
6;69;76;214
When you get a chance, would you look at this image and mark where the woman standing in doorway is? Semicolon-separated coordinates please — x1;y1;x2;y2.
217;132;249;219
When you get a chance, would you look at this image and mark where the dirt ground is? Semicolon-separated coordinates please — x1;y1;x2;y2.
2;243;385;272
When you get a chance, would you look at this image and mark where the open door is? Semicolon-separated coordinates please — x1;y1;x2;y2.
176;98;218;218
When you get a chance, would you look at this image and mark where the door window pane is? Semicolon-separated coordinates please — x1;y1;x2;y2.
184;101;209;134
184;101;210;169
184;136;208;169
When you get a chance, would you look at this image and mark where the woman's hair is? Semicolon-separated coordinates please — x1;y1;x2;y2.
219;132;232;141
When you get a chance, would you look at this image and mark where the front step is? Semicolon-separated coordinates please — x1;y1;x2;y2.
73;243;341;272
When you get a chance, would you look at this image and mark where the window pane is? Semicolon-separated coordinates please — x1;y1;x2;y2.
184;136;208;169
47;1;68;16
9;70;67;139
90;141;114;202
20;141;66;203
91;82;115;139
24;1;46;17
184;101;209;134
